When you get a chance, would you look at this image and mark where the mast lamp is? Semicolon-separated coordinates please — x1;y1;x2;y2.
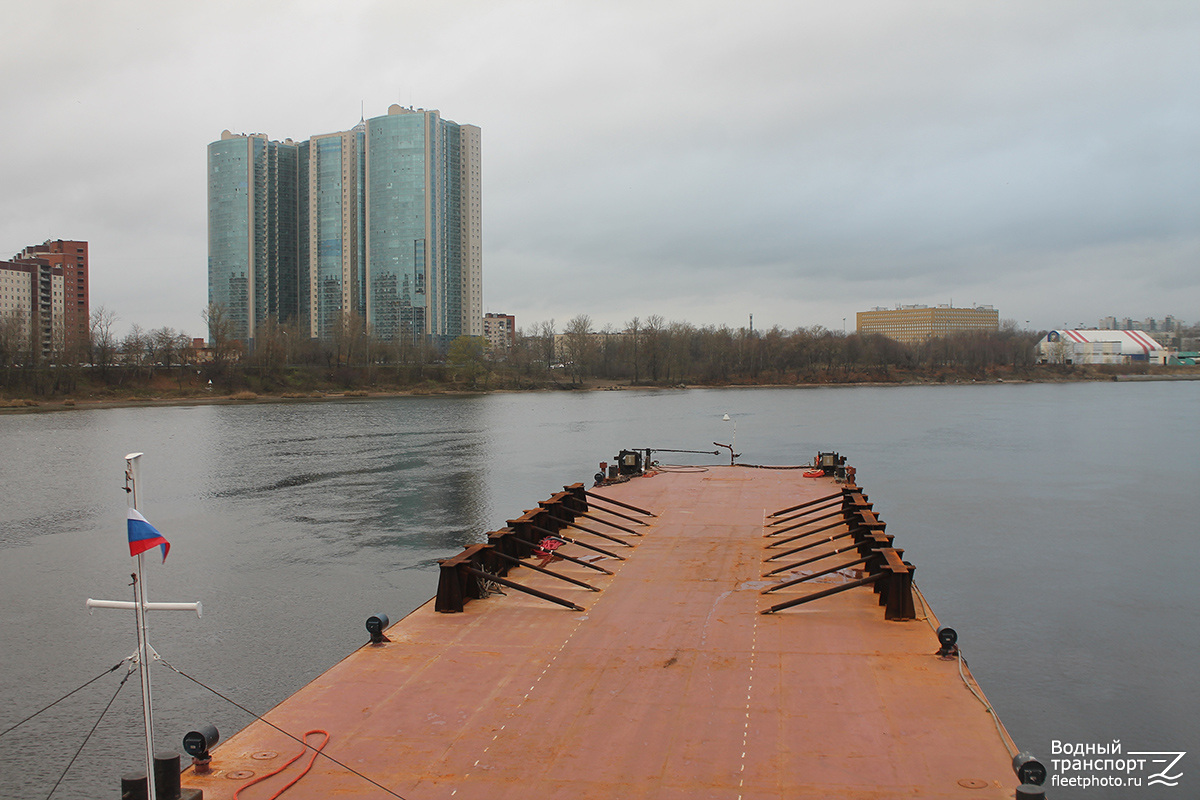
183;724;219;760
366;613;391;644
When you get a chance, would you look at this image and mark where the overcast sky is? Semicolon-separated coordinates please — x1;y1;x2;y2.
2;0;1196;338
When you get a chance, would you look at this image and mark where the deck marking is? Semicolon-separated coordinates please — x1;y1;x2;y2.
737;561;761;800
739;513;758;800
448;573;605;795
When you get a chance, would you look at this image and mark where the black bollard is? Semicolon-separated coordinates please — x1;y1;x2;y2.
120;771;147;800
154;751;182;800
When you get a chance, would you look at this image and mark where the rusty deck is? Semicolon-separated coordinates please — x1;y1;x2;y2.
184;465;1020;799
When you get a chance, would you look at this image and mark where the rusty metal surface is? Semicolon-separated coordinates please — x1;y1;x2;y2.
185;466;1018;799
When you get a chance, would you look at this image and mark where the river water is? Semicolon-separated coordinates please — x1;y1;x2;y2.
0;382;1195;799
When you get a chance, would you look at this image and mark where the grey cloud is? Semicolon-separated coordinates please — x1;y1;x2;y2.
2;0;1196;336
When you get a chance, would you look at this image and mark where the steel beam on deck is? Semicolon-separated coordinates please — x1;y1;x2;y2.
761;572;885;614
544;516;636;547
488;549;600;592
767;497;845;526
761;554;876;594
527;524;626;561
760;542;867;576
768;491;843;518
463;566;584;612
572;501;649;527
876;550;917;620
584;490;656;517
764;526;862;563
766;510;846;537
766;518;845;545
509;534;614;575
569;509;644;536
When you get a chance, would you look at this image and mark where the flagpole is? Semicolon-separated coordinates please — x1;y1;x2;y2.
89;454;197;799
126;452;158;800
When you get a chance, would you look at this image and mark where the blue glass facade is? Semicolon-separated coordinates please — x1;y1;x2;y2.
208;137;252;341
271;142;299;323
365;107;474;346
311;135;345;340
297;141;310;328
209;108;478;347
207;133;300;348
308;129;367;340
366;111;427;343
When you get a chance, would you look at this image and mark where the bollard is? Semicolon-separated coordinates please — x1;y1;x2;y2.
154;751;181;800
120;771;147;800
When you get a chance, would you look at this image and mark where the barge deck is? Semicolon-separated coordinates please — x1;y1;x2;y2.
184;463;1022;799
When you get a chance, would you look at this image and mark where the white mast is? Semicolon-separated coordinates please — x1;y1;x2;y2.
86;453;201;800
129;452;157;800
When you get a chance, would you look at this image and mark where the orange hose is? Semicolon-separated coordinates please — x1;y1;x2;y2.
233;730;330;800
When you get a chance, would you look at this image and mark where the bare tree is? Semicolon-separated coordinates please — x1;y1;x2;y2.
201;303;241;370
90;305;119;375
122;324;148;376
624;316;641;384
665;320;694;383
643;315;664;381
563;314;594;385
537;319;557;372
150;327;190;369
328;309;370;367
0;309;30;370
249;317;288;373
598;323;619;379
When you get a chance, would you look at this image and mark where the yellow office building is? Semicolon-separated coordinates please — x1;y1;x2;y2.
856;305;999;344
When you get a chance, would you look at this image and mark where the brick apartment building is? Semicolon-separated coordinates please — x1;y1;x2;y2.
0;239;90;359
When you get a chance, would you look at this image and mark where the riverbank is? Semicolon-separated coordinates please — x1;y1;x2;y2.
4;363;1197;414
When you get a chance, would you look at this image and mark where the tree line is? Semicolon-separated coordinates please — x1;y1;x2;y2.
506;314;1047;387
4;302;1163;399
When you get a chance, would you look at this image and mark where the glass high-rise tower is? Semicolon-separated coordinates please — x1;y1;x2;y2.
207;106;481;349
207;133;301;344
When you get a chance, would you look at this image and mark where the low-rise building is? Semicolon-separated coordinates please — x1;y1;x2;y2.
1036;330;1166;364
856;304;999;343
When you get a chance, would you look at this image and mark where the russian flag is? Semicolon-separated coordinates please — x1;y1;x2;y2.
127;508;170;562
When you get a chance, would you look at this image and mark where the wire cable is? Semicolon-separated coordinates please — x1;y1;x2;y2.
45;666;133;800
957;650;1019;758
157;658;410;800
0;659;129;739
735;463;812;470
912;582;938;630
914;581;1018;757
